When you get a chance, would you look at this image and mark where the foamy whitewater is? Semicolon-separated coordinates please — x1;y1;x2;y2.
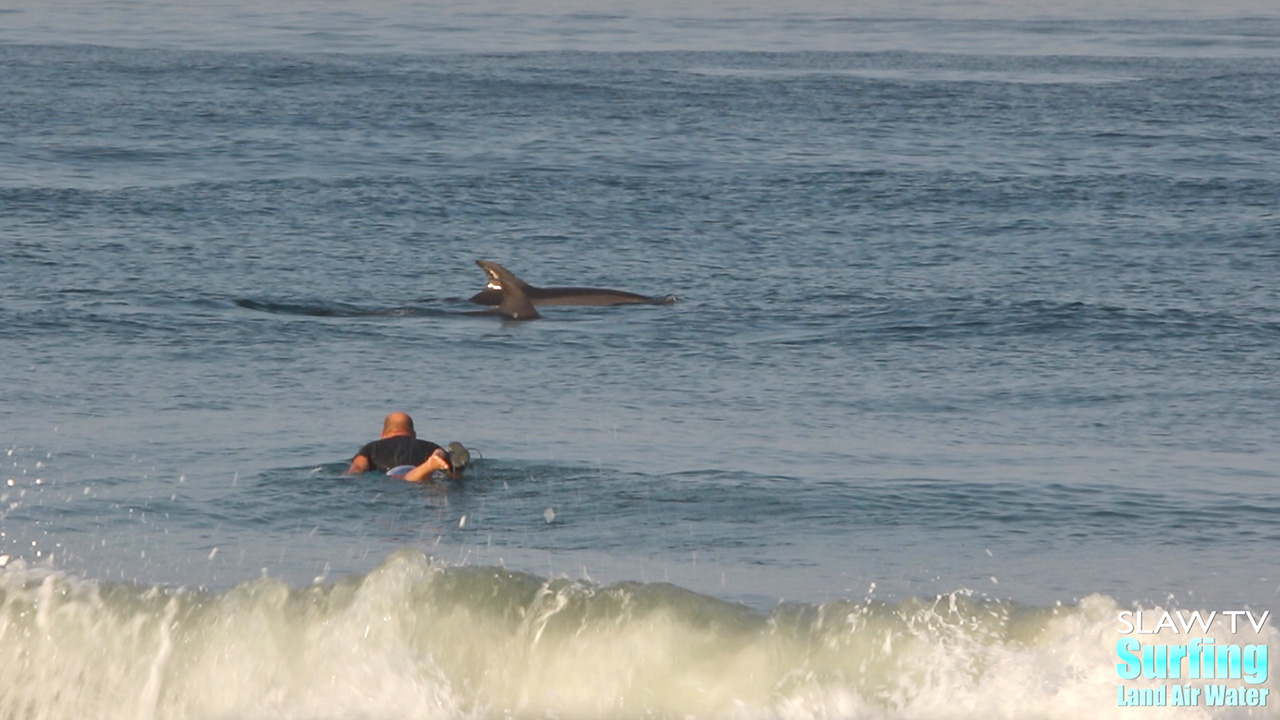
4;551;1274;720
2;0;1279;718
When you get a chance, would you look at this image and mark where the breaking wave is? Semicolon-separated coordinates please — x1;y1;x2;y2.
0;550;1273;720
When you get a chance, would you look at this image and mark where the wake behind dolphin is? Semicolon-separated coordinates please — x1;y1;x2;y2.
469;260;677;321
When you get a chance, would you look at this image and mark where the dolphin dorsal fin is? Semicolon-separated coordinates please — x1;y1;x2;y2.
476;260;541;320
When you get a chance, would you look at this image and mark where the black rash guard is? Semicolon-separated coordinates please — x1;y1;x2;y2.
353;436;444;471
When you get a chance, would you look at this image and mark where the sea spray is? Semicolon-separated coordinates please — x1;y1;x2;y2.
1;551;1274;719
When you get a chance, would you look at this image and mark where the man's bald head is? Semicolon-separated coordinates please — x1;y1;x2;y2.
380;412;417;438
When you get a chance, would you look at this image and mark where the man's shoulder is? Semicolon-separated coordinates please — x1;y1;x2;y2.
361;435;437;453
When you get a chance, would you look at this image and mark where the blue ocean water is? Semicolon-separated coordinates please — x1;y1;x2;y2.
2;1;1280;718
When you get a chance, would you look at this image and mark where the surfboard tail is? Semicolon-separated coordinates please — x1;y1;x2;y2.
447;441;471;470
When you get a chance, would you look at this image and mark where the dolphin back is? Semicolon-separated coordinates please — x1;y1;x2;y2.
469;260;676;308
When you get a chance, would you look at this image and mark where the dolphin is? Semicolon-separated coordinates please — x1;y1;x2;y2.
469;260;677;315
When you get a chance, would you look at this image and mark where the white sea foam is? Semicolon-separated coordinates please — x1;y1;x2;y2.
2;551;1273;719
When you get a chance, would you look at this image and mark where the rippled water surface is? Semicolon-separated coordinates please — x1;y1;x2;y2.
2;2;1279;717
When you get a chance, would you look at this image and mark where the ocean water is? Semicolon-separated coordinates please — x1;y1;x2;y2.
2;1;1280;718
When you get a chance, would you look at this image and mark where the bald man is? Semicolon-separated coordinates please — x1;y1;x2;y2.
347;412;455;482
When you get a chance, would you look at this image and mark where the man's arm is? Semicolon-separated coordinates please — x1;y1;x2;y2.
402;448;453;482
346;454;372;474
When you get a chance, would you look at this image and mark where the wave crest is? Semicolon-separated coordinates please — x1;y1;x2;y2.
1;551;1268;719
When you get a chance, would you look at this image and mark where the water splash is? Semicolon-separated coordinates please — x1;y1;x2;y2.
3;550;1270;719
